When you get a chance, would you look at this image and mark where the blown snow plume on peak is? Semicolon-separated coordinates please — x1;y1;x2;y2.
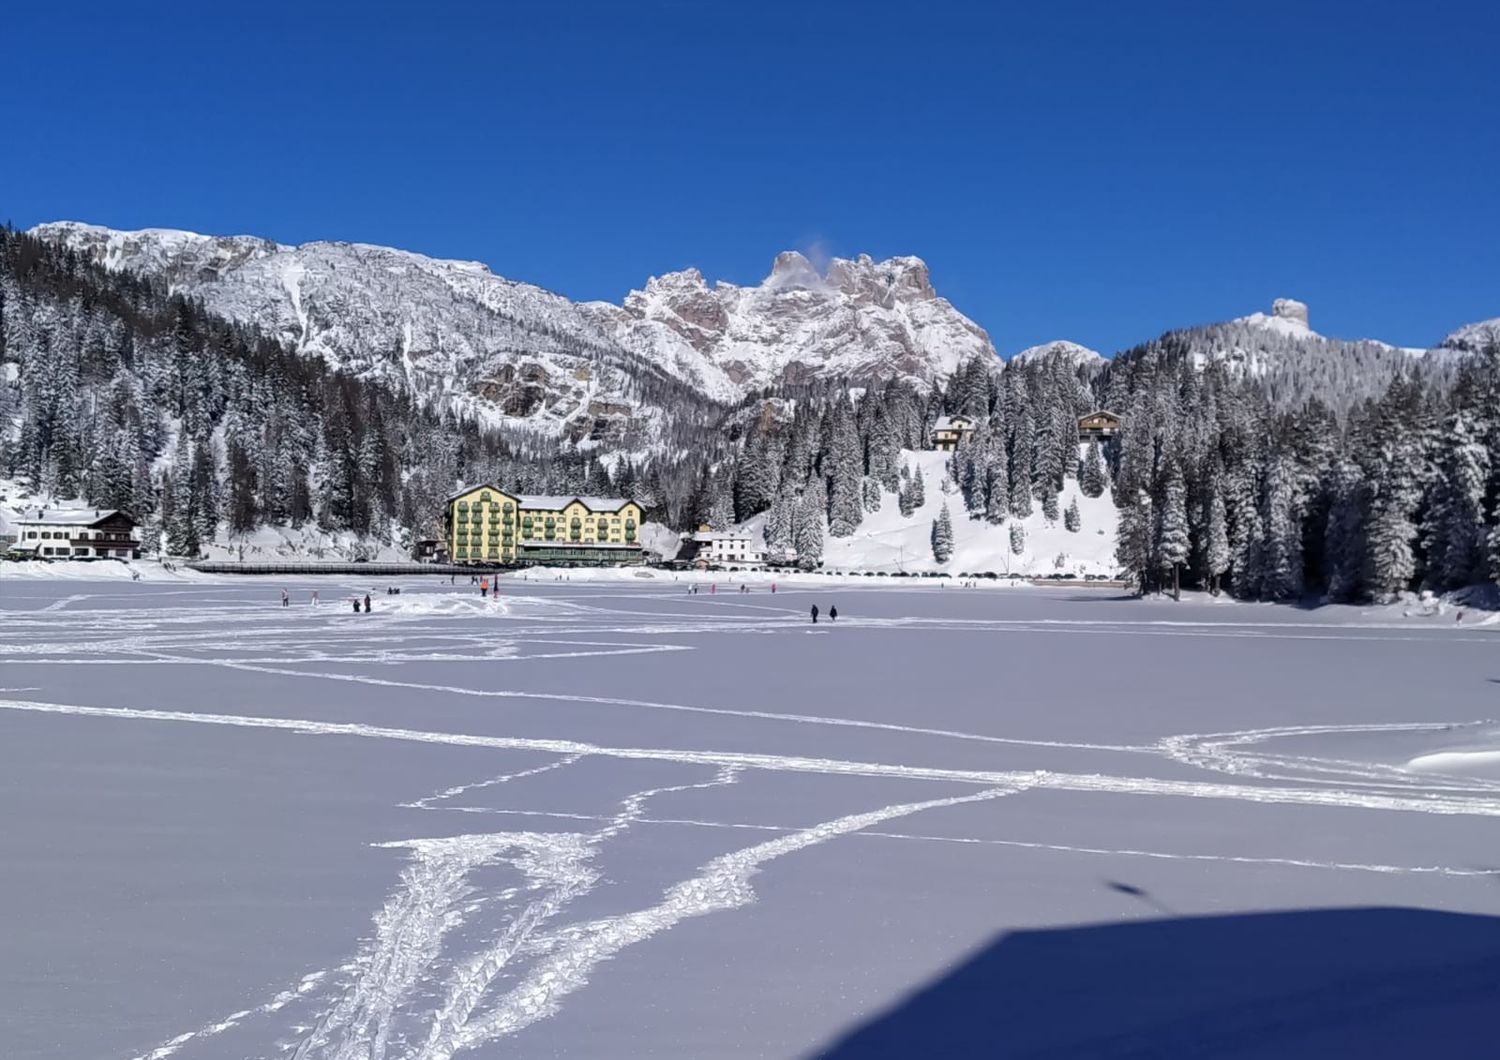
619;250;992;390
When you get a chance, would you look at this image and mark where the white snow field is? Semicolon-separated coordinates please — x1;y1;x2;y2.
3;576;1500;1058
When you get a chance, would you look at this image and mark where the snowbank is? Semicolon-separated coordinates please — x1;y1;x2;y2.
0;559;212;582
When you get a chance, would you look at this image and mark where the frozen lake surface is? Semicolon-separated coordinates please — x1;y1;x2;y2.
4;576;1500;1058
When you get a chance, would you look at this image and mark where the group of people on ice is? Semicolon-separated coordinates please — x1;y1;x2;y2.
687;582;776;595
809;604;838;624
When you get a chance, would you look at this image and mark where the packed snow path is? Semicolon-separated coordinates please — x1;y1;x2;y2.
2;577;1498;1058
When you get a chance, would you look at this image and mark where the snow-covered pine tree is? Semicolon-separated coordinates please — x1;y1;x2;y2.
1008;461;1033;518
931;502;954;563
1158;467;1191;599
1489;522;1500;590
1041;487;1060;523
1080;439;1108;498
1064;494;1081;532
1115;488;1154;594
1205;488;1230;596
793;482;825;569
164;435;199;557
826;399;863;538
910;464;927;508
1423;412;1490;590
1009;521;1026;556
983;426;1009;524
1258;454;1303;601
764;490;793;555
861;476;881;513
708;475;735;531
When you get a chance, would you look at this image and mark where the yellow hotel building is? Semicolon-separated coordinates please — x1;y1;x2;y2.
445;486;645;566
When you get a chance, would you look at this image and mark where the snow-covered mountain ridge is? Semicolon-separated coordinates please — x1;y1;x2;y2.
30;223;994;445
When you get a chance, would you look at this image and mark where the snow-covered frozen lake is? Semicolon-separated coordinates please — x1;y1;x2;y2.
4;576;1500;1058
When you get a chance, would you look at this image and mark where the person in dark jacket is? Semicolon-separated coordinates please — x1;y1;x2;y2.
829;605;838;622
363;593;371;613
810;605;819;624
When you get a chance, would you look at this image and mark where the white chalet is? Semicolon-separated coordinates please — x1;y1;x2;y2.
10;509;142;559
688;527;765;569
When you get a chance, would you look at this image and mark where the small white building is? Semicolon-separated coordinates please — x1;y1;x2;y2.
9;509;141;559
689;527;765;568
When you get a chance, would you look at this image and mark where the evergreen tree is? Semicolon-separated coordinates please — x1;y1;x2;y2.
1064;494;1081;533
897;464;916;517
1115;488;1154;593
1259;454;1303;601
1424;412;1490;590
910;464;927;508
931;502;954;563
861;476;882;513
1205;489;1231;595
826;399;863;537
1008;462;1033;517
1080;440;1108;498
793;483;825;569
1041;487;1060;523
1158;467;1190;599
1009;521;1026;556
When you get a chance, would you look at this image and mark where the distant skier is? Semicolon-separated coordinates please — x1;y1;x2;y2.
810;604;819;624
281;588;290;607
829;605;838;623
363;593;371;613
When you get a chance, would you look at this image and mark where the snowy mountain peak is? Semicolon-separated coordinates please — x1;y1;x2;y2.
1272;297;1309;326
28;224;994;438
1010;340;1105;367
1236;298;1317;338
617;250;992;390
1441;317;1500;353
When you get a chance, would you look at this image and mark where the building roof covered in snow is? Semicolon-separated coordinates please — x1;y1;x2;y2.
933;415;975;432
16;508;136;527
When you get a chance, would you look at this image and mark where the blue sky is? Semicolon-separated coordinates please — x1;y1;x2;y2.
3;1;1496;355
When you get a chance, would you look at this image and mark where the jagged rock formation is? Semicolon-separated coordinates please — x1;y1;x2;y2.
31;224;994;445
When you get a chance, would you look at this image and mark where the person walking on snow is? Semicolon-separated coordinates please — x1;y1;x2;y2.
829;605;838;622
810;604;819;624
480;576;489;598
363;593;371;613
311;590;319;607
281;588;290;607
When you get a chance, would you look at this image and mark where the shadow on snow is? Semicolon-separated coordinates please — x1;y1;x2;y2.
813;905;1500;1059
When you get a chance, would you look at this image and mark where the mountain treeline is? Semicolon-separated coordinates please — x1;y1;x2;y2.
1101;333;1500;601
3;225;1497;603
0;229;707;554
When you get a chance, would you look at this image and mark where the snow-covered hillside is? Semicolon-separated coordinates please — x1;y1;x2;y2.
1009;340;1105;368
30;223;993;443
1441;317;1500;354
745;450;1119;576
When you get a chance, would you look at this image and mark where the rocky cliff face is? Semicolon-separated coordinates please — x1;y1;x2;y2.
30;224;993;447
615;250;994;391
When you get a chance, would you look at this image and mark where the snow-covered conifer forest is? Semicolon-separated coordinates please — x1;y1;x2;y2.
3;224;1498;601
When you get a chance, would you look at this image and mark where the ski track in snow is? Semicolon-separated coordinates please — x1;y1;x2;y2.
7;587;1497;1057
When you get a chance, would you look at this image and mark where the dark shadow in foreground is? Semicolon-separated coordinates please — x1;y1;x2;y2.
813;907;1500;1059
